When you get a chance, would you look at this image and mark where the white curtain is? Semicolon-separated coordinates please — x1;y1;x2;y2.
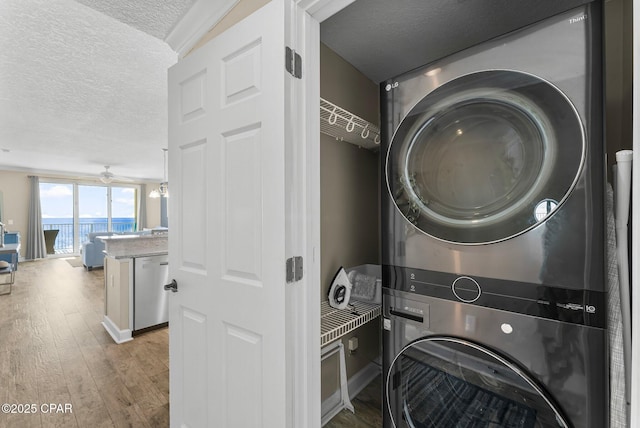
26;176;46;260
160;195;168;228
138;184;147;230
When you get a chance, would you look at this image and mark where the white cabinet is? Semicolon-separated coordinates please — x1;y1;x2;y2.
102;253;170;343
103;256;133;343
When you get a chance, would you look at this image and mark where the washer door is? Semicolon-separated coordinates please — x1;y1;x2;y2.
386;70;584;244
386;337;569;428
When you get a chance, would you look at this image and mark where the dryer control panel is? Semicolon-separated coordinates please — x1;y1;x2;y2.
383;264;605;329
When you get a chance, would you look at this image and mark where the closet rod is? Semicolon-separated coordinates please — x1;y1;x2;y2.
320;98;380;150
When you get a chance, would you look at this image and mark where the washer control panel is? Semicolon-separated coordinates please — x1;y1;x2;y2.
383;265;605;328
452;276;481;303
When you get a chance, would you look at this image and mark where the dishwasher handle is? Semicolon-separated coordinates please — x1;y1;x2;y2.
164;279;178;293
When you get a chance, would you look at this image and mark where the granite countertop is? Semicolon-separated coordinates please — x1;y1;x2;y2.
111;251;168;259
102;234;168;259
98;234;166;241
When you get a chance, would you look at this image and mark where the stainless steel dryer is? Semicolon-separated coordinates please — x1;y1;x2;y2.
381;2;605;295
383;289;606;427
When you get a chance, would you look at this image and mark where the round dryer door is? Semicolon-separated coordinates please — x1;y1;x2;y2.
386;70;584;244
386;336;570;427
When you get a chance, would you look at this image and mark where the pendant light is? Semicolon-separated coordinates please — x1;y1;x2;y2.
149;148;169;198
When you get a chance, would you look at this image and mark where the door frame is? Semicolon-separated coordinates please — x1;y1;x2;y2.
632;1;639;426
293;1;361;427
166;1;363;427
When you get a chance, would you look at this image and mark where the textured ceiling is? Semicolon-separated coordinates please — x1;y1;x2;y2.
0;0;191;181
74;0;196;40
0;0;595;181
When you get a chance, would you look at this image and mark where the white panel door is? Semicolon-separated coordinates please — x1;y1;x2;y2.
167;1;289;426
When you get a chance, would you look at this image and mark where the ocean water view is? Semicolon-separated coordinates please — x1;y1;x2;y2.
42;217;136;253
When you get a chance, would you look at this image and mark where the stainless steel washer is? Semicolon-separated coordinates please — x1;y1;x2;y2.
383;289;606;427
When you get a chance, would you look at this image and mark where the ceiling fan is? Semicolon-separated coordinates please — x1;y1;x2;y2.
87;166;134;184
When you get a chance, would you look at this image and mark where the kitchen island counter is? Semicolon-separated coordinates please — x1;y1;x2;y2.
101;234;169;344
100;233;167;258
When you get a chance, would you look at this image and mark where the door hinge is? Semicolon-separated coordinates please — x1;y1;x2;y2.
285;46;302;79
286;256;303;283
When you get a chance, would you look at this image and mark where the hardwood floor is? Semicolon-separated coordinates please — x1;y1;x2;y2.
0;257;385;427
0;258;169;428
325;375;383;428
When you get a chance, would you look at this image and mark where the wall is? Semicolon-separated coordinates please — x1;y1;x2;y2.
320;43;381;401
320;44;380;297
0;171;30;258
605;0;633;176
188;0;271;55
0;169;161;258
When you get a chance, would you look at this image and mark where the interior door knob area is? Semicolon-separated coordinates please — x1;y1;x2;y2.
164;279;178;292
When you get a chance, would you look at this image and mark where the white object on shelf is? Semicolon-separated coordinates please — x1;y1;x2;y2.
345;264;382;304
320;98;380;150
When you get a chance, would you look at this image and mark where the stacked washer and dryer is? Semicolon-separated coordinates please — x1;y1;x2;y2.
381;2;607;427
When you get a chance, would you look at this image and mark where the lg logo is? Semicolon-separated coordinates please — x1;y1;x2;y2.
385;82;399;91
585;305;596;314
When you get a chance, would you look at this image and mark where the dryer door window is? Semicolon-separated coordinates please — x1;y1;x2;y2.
386;70;584;244
386;336;569;427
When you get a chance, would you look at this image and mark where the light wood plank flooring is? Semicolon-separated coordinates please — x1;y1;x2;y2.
0;257;385;428
0;258;169;428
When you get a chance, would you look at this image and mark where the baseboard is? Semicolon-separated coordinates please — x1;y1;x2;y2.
347;359;381;398
321;390;342;424
321;359;381;424
102;316;133;344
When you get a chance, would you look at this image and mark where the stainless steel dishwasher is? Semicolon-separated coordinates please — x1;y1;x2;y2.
134;254;169;332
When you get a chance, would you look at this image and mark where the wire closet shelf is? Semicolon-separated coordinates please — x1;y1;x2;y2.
320;98;381;150
320;300;381;347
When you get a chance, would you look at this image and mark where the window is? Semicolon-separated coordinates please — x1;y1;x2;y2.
111;187;137;232
40;183;74;254
40;181;139;254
